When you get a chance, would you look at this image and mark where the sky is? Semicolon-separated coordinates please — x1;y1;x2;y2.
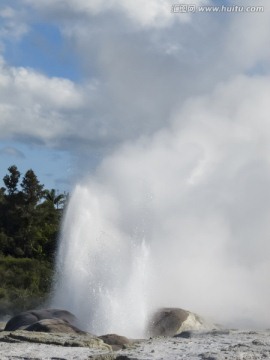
0;0;268;193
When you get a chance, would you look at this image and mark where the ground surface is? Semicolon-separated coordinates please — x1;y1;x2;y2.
117;330;270;360
0;328;270;359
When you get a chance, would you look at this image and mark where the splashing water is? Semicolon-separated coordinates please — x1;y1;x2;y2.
52;183;152;337
52;75;270;336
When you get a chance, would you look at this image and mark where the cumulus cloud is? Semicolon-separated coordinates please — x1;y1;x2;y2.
1;0;269;161
23;0;209;27
0;57;93;147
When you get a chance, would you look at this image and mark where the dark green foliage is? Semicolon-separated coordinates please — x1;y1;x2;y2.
0;165;68;262
3;165;20;196
20;169;44;207
0;166;69;315
0;257;53;315
44;189;66;209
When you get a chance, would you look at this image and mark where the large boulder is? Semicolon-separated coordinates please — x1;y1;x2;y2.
147;307;218;337
25;318;86;334
4;309;80;333
0;330;112;350
99;334;132;351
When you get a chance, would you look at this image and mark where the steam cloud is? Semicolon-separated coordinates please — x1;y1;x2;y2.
51;1;270;337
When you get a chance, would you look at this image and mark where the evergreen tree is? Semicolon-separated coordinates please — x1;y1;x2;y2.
0;165;67;316
3;165;20;196
21;169;44;207
0;165;65;261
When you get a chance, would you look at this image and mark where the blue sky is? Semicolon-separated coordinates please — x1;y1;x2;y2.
0;0;269;193
4;22;82;81
0;140;72;192
0;15;78;192
0;6;76;192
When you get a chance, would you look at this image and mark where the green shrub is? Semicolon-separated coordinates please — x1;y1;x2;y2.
0;256;53;316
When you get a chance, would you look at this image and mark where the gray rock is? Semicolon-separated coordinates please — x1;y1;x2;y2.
147;307;218;337
0;321;6;331
0;329;110;348
199;353;220;360
99;334;132;351
88;355;116;360
4;308;79;332
25;318;86;334
0;330;114;359
174;329;230;338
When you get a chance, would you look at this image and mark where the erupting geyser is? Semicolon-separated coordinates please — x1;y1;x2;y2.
51;182;152;337
52;75;270;337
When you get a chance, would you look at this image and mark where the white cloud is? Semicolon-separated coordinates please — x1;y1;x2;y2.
1;0;269;160
0;57;88;145
222;0;270;71
0;6;29;42
23;0;209;27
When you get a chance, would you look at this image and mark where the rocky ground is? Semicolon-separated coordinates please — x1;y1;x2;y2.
1;308;270;360
117;329;270;360
1;327;270;359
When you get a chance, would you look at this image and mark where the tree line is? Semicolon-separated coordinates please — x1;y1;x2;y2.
0;165;68;262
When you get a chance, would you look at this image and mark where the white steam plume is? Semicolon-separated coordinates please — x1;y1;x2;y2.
52;73;270;336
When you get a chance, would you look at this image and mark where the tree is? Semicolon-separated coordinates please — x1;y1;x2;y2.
0;187;5;203
44;189;65;209
3;165;20;196
20;169;44;207
1;165;64;261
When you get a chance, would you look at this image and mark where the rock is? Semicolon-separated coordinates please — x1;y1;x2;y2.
0;329;114;359
0;330;111;349
88;355;116;360
199;352;220;360
4;308;79;332
99;334;132;351
175;330;193;338
25;318;86;334
1;328;270;359
174;329;230;339
147;307;218;337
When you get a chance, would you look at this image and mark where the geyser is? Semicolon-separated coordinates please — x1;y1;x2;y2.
52;74;270;337
52;182;152;337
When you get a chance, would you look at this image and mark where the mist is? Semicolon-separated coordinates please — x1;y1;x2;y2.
51;1;270;337
52;73;270;336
